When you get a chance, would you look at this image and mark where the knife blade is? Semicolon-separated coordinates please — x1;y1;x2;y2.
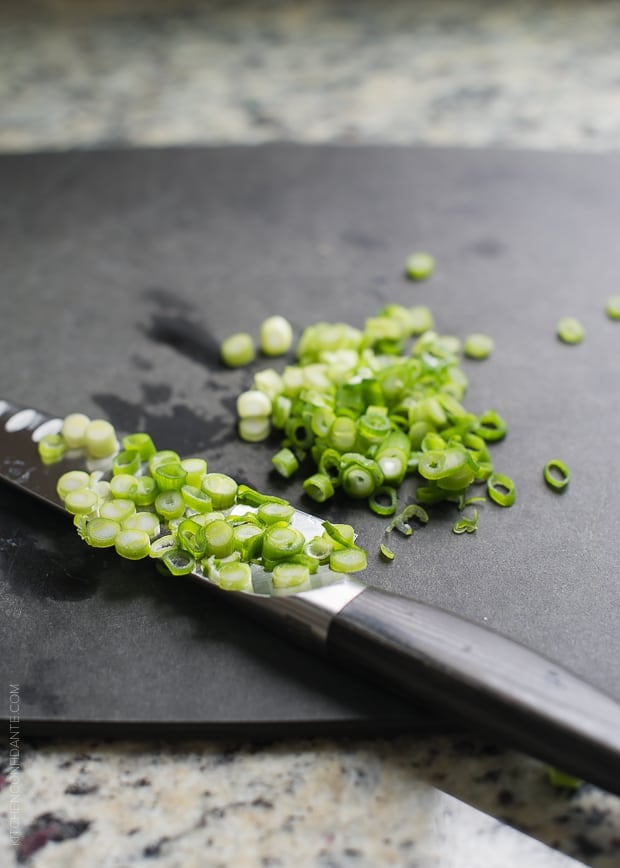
2;397;620;796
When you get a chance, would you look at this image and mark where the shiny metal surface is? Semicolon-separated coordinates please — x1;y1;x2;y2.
0;397;366;648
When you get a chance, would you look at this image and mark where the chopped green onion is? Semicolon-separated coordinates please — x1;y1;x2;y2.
329;547;368;573
112;450;141;476
218;561;253;591
253;368;283;400
232;524;264;560
262;525;305;562
322;521;360;549
257;501;295;525
149;534;176;558
463;333;494;360
162;549;196;576
475;410;508;442
123;512;161;538
237;390;272;418
341;460;381;499
56;470;90;501
154;490;185;521
149;450;181;474
64;488;99;516
303;473;335;503
114;529;150;560
380;542;395;560
200;518;234;558
369;485;398;516
546;767;582;790
452;509;479;534
84;517;120;548
61;413;90;449
109;473;139;500
272;562;310;589
327;416;358;452
134;476;157;506
38;433;67;464
487;472;516;507
606;294;620;320
100;498;136;523
304;536;333;564
153;462;187;491
409;305;434;335
181;484;213;513
177;518;208;558
271;447;299;478
122;432;156;461
239;417;271;442
201;473;238;509
557;316;585;345
386;504;429;536
221;332;255;367
358;410;391;444
543;459;570;491
85;419;118;459
180;458;207;487
405;251;435;281
260;315;294;356
236;485;289;507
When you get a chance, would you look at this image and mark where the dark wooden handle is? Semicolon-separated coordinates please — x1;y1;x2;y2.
328;586;620;796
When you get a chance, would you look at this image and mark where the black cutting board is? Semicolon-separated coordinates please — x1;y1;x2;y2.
1;144;619;736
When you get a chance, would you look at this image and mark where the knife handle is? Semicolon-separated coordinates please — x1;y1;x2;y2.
327;586;620;796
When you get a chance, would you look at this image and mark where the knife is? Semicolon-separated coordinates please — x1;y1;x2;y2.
2;397;620;796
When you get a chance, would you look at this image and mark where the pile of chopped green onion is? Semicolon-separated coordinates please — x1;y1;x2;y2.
234;303;515;532
46;418;367;590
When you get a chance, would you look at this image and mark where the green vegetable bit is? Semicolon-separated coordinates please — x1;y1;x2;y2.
405;251;435;281
463;333;494;360
557;316;585;345
543;459;570;491
606;294;620;320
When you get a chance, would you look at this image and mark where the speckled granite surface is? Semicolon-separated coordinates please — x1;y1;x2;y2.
2;2;620;866
2;0;620;152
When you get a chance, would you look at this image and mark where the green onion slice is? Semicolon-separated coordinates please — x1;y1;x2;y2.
122;512;161;538
64;488;99;516
271;447;299;479
405;251;435;281
100;498;136;523
452;509;479;534
329;547;368;573
262;525;305;562
181;485;213;514
57;470;90;501
154;490;185;521
201;473;238;510
112;449;140;477
463;333;494;360
487;472;516;507
38;433;67;464
218;561;253;591
83;517;120;548
272;561;310;589
543;459;570;491
369;485;398;516
153;462;188;491
606;294;620;320
122;432;156;461
162;549;196;576
221;332;255;367
557;316;585;345
257;502;295;526
114;529;151;560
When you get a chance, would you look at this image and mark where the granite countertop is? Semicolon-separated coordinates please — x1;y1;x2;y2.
1;2;620;866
